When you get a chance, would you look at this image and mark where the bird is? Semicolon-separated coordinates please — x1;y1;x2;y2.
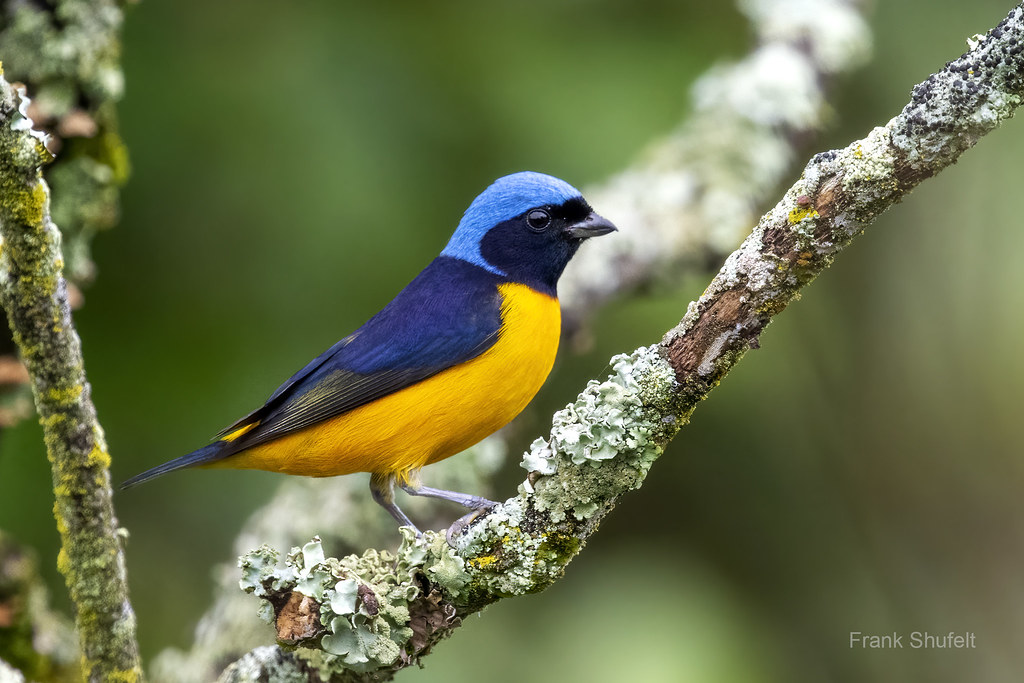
122;172;616;538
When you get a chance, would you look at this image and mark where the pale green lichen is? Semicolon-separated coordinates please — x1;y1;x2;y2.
838;126;897;202
521;346;675;478
517;345;677;524
238;532;444;672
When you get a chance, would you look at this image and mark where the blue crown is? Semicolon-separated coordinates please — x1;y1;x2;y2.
442;172;583;273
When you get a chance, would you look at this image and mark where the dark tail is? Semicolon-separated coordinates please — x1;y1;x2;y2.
121;442;226;489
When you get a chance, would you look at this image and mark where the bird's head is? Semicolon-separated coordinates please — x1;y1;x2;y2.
441;172;616;295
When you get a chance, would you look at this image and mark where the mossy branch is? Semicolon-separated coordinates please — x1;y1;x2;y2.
0;73;142;682
218;3;1024;680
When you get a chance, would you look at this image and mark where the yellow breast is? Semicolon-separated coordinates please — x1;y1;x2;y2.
217;282;560;478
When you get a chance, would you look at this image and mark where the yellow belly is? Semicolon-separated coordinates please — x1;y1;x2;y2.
214;282;560;479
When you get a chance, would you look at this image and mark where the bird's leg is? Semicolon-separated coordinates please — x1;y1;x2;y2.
369;472;421;534
398;476;498;546
398;481;498;510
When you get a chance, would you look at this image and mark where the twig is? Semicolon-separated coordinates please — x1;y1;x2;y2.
0;74;142;682
219;3;1024;680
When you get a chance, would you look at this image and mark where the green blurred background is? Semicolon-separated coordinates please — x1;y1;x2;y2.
3;1;1024;681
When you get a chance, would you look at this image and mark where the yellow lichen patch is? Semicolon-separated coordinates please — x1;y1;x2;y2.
104;668;140;683
87;444;111;469
56;546;71;576
788;205;819;224
47;383;83;404
467;555;497;570
9;183;47;226
41;413;67;429
53;502;67;534
100;131;131;185
854;144;864;159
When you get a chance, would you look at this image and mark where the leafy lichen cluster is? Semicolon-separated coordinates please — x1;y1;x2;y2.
238;531;465;675
520;345;680;523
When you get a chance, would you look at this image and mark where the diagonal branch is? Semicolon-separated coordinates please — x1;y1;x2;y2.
0;73;142;682
218;3;1024;680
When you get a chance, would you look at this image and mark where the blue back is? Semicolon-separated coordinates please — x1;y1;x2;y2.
210;257;506;450
331;256;503;374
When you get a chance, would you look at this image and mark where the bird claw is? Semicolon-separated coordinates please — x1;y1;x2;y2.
445;504;496;547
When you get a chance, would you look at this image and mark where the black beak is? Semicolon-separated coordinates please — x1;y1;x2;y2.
564;211;617;240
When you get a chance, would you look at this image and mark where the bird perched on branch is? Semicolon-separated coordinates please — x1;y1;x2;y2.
123;172;616;539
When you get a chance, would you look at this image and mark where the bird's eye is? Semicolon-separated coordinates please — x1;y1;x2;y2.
526;209;551;231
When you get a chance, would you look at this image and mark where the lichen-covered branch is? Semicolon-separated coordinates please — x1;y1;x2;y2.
0;0;130;427
150;446;505;682
0;73;142;682
219;4;1024;680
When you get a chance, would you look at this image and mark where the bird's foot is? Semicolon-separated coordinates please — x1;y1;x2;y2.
446;503;496;547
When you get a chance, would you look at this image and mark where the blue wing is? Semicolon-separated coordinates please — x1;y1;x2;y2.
216;256;504;455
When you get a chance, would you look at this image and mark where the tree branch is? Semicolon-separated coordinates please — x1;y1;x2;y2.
0;73;142;682
218;3;1024;680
